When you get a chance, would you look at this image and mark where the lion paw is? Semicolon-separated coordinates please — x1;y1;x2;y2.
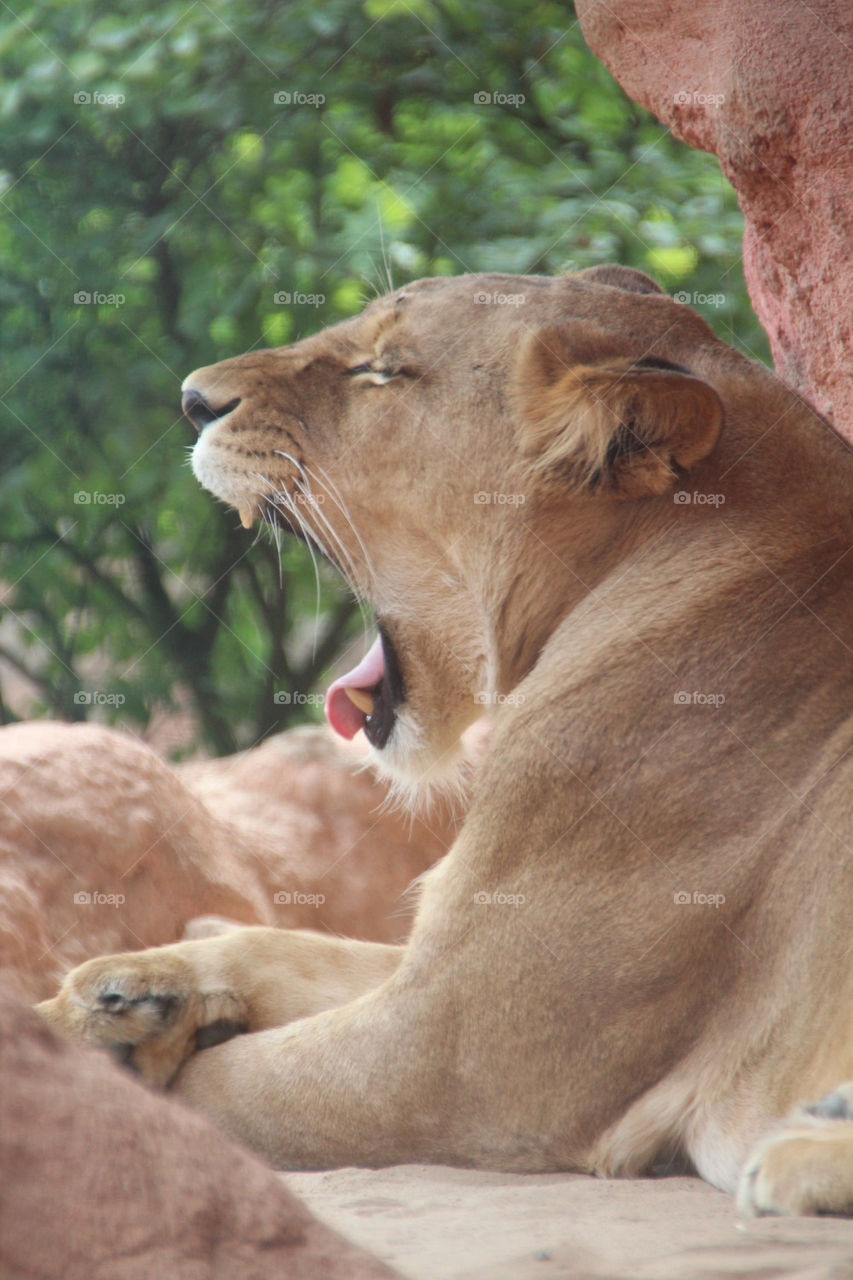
35;948;247;1088
737;1084;853;1216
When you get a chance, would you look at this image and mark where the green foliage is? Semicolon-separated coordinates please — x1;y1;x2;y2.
0;0;768;753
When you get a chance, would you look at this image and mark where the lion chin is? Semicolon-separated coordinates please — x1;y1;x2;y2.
39;265;853;1217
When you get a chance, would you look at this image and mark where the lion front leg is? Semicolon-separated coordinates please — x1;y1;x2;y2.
172;975;444;1169
36;927;402;1088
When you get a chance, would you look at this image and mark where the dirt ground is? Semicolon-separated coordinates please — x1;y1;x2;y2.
287;1163;853;1279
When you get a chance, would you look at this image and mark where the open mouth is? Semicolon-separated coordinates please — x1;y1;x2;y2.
325;625;405;749
251;499;404;748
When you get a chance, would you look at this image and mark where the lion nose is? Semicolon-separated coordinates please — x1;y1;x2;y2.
181;389;242;435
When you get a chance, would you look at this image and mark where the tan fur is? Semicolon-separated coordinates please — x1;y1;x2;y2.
38;266;853;1213
516;331;724;496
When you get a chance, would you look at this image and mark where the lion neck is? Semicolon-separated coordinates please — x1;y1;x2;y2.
475;491;663;696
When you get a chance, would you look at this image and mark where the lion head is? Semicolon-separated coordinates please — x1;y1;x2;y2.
185;267;730;798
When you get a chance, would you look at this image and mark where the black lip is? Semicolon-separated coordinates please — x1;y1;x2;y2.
183;391;241;434
363;624;405;750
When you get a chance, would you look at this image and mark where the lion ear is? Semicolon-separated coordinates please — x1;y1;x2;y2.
515;328;724;499
573;264;665;296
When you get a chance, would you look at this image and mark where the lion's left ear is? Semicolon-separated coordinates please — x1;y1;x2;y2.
515;328;724;499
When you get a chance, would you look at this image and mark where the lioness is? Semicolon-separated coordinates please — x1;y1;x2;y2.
39;267;853;1216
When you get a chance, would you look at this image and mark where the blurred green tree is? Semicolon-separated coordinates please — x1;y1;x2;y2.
0;0;767;754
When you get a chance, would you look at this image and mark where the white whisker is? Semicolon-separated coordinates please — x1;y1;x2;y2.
296;478;361;585
266;460;325;653
299;465;374;649
249;472;283;580
271;450;379;654
308;460;380;596
299;477;371;615
377;213;394;296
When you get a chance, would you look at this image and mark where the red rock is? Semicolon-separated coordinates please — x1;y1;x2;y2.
576;0;853;438
0;991;397;1280
0;721;453;1002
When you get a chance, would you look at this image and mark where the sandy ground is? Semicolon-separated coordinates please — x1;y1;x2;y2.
286;1164;853;1279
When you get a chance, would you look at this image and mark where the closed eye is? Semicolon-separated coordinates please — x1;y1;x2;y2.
347;362;402;386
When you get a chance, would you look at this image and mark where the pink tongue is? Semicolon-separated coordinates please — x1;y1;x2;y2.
325;635;385;740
